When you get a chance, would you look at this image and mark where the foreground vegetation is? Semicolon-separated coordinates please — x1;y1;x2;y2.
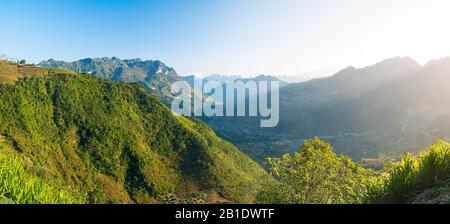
0;149;84;204
363;141;450;203
257;138;450;204
256;138;373;204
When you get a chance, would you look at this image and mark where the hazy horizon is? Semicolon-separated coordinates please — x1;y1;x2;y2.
28;55;448;80
2;0;450;78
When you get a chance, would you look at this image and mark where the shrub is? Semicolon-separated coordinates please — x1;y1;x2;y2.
362;141;450;203
257;137;372;204
0;151;85;204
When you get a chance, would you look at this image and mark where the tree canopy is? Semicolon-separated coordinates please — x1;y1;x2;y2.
257;137;373;204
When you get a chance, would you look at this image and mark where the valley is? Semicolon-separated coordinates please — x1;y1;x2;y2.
3;0;450;211
3;54;450;204
0;61;267;204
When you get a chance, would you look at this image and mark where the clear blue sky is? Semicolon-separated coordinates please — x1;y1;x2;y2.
1;0;450;77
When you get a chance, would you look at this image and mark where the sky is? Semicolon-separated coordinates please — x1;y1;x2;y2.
1;0;450;78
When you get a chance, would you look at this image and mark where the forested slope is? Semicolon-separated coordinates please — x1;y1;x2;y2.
0;61;266;204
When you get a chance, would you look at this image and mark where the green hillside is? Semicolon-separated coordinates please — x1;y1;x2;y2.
0;60;77;84
4;60;450;205
38;57;184;105
0;61;266;204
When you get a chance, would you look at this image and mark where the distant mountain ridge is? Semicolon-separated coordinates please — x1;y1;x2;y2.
185;74;287;86
183;74;287;105
236;75;289;87
39;56;450;163
203;56;450;162
39;57;183;105
203;74;244;83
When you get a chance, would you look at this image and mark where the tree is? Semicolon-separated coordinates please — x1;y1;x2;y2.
19;59;26;65
256;137;372;204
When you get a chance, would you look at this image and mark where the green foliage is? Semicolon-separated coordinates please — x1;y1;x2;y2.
0;196;15;204
257;138;450;204
159;192;209;204
257;137;372;204
175;116;267;203
412;182;450;204
362;141;450;203
0;150;84;204
0;62;266;204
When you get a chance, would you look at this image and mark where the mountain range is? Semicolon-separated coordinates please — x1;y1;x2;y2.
0;60;266;203
4;55;450;204
197;57;450;162
38;56;450;163
184;74;288;87
39;57;183;105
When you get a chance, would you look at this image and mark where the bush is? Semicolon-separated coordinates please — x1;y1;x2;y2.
257;137;372;204
362;141;450;203
0;151;85;204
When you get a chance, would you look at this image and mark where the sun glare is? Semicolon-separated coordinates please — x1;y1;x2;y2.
368;0;450;65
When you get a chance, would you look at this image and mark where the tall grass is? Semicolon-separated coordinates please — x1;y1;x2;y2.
0;151;85;204
362;141;450;203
